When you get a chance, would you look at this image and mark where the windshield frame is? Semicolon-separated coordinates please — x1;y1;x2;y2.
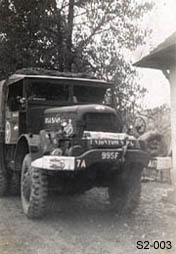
23;77;113;106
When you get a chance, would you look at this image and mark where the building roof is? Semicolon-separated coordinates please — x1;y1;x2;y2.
134;32;176;69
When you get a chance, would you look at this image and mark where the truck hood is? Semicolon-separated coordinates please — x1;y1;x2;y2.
44;104;116;120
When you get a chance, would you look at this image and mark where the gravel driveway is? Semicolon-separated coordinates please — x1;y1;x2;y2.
0;182;176;254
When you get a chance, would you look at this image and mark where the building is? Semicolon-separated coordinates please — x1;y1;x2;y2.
134;32;176;187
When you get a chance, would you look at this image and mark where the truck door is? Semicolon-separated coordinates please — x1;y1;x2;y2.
5;82;23;144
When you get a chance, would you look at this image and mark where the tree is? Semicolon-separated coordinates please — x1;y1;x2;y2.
0;0;67;77
69;0;153;125
56;0;153;125
0;0;153;125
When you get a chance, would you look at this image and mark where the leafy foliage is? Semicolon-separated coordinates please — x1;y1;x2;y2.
0;0;154;125
142;104;171;133
0;0;67;77
70;0;153;125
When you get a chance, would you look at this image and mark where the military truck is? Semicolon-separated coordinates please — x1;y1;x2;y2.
0;69;149;218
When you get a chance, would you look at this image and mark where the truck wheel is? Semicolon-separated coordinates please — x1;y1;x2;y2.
0;166;8;196
108;163;142;215
21;154;48;219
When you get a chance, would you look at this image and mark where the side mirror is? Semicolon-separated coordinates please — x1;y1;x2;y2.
134;117;146;135
16;96;26;107
103;88;113;105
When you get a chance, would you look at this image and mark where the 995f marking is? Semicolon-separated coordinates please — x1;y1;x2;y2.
136;240;172;250
101;151;119;160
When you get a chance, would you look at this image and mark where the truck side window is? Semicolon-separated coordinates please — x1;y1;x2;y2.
74;85;106;104
7;82;23;111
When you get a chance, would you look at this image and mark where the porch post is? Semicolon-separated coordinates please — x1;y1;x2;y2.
170;65;176;184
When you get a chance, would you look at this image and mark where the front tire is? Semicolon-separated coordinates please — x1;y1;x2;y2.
21;154;48;219
108;163;142;215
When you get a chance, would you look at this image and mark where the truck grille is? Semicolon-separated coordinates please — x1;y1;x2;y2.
85;113;116;132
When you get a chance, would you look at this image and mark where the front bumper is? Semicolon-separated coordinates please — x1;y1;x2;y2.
31;148;149;171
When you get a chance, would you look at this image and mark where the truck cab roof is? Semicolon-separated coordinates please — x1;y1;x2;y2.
3;68;114;88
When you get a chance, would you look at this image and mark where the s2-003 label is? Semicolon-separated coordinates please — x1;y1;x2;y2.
136;240;172;250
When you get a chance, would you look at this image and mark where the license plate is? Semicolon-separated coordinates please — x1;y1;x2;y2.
32;156;75;170
101;151;119;160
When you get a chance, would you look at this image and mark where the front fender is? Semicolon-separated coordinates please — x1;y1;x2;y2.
16;134;41;153
14;134;41;171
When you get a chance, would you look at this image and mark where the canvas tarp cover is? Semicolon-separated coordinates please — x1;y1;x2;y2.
5;74;25;86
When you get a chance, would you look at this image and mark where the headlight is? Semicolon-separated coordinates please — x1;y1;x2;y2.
126;137;141;149
40;130;59;154
39;130;53;153
60;119;74;137
60;121;67;128
138;140;147;151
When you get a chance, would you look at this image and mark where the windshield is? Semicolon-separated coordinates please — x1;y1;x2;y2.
73;85;106;104
26;81;109;104
26;82;69;101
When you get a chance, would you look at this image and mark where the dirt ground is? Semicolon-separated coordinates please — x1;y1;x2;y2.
0;182;176;254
